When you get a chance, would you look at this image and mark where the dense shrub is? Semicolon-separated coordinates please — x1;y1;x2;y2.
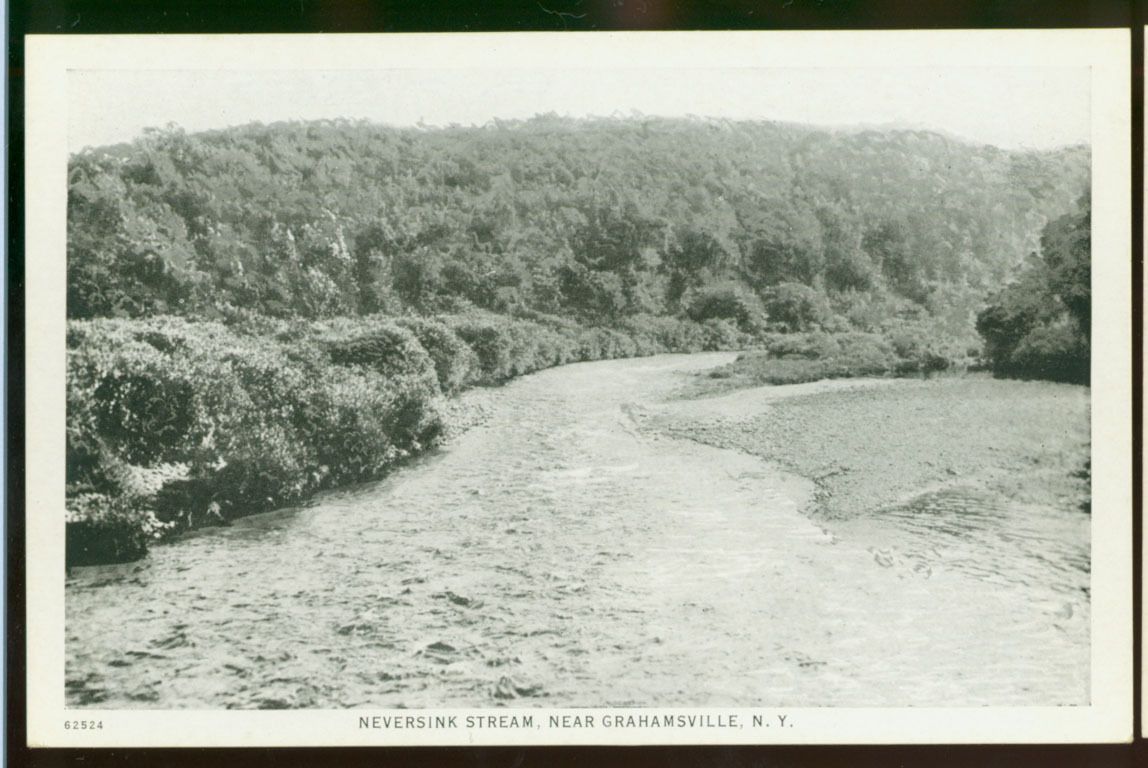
501;320;573;374
1004;319;1089;384
435;312;582;381
705;328;962;387
976;194;1090;384
66;494;155;566
885;328;954;375
395;317;479;394
66;317;445;563
76;306;978;565
762;283;834;332
832;333;901;376
582;327;641;360
619;315;712;353
700;318;746;350
67;308;763;564
762;331;841;360
685;283;766;333
444;315;520;384
321;321;438;387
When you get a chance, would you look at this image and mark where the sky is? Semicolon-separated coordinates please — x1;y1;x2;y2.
68;66;1090;152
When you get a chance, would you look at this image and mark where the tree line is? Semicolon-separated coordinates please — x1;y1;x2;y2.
64;115;1092;563
68;115;1088;351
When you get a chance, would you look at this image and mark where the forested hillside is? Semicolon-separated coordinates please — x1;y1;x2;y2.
64;116;1091;564
68;116;1087;335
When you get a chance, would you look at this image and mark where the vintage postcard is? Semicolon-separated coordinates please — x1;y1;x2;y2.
24;30;1131;746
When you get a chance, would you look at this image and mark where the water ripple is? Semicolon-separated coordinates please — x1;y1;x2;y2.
67;354;1088;708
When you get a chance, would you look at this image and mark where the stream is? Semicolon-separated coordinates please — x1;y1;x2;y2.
65;353;1089;709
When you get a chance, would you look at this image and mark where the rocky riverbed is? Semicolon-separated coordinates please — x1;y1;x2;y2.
641;374;1091;522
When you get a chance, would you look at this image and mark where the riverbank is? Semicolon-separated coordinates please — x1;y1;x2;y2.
67;352;1089;708
64;314;751;566
66;309;976;567
640;372;1090;522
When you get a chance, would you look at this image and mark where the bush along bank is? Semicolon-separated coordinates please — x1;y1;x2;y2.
696;328;972;391
65;312;753;566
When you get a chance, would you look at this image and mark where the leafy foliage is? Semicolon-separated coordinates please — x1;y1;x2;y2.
975;194;1090;384
64;116;1091;564
395;317;479;395
65;311;755;564
69;117;1087;332
703;329;956;389
685;282;766;332
761;283;833;332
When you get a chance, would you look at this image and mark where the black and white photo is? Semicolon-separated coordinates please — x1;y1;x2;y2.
24;31;1132;746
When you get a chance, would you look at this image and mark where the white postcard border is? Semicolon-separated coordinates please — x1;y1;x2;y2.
24;30;1133;747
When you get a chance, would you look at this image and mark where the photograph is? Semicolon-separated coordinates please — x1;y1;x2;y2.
23;31;1131;746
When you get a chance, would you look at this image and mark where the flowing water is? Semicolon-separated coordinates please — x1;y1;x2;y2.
65;353;1089;709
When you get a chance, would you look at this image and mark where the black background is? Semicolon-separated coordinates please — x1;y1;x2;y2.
7;1;1142;766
